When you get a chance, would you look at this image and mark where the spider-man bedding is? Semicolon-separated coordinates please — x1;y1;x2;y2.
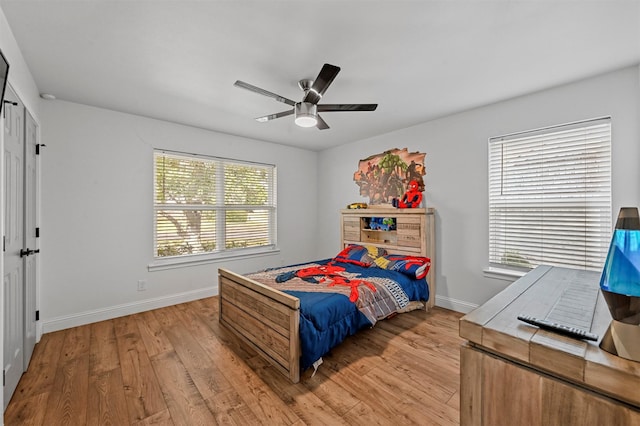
244;245;431;372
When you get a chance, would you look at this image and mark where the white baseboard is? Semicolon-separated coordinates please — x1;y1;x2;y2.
39;287;475;335
435;295;478;314
40;287;217;334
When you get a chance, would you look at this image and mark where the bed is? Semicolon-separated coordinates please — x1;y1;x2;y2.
219;207;435;383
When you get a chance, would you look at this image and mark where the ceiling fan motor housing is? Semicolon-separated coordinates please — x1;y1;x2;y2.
294;102;318;127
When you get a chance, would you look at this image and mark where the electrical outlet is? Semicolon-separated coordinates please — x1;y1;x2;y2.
137;280;147;291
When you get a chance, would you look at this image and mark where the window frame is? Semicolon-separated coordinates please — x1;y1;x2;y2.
486;117;612;276
149;149;278;271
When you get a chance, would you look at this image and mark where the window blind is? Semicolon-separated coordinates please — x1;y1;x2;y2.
488;117;611;272
154;150;277;258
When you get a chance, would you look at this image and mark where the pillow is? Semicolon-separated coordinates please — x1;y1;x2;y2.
372;254;431;280
333;244;387;267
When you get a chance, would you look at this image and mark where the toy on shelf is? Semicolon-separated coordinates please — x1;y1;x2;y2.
368;217;396;231
392;180;423;208
347;202;368;209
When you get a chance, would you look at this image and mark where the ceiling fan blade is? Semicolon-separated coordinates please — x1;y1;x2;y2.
316;114;330;130
317;104;378;112
255;109;294;122
234;80;297;106
303;64;341;104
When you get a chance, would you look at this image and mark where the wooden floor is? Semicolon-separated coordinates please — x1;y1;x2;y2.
5;297;464;425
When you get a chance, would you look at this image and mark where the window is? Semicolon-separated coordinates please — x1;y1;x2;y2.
488;117;611;272
153;150;277;262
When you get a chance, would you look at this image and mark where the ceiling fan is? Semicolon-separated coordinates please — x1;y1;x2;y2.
234;63;377;130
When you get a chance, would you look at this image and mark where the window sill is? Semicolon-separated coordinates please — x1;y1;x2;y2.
483;266;528;281
148;247;281;272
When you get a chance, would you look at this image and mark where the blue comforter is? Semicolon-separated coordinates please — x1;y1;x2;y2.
247;259;429;371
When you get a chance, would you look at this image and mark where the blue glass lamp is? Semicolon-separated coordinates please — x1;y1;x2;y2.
599;207;640;361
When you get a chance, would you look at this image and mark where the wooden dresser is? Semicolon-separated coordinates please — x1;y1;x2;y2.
340;207;435;308
459;265;640;425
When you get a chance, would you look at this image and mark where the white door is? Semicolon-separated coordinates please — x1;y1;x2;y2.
3;86;25;409
23;110;37;367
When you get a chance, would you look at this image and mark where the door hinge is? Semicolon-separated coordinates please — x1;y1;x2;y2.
2;236;4;252
3;370;5;386
35;310;39;321
36;227;40;238
35;143;46;155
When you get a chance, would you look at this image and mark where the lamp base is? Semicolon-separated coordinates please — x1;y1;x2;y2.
599;320;640;362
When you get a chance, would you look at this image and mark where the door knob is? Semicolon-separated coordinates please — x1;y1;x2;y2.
19;248;35;257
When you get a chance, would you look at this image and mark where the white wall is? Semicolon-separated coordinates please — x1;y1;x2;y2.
317;66;640;312
40;100;318;331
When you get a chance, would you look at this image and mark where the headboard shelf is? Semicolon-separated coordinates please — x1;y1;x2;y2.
340;207;435;308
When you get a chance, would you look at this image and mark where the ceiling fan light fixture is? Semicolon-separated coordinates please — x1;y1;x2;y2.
294;102;317;127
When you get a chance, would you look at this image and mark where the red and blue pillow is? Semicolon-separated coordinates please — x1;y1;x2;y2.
373;255;431;280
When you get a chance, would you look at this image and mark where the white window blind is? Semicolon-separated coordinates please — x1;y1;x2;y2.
154;150;277;259
488;117;611;272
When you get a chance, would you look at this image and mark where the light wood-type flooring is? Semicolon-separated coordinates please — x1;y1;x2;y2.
5;297;463;425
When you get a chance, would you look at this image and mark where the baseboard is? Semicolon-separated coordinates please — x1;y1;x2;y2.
40;287;217;334
435;295;478;314
40;287;475;334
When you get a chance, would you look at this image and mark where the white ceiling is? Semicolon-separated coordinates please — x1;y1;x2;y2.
1;1;639;151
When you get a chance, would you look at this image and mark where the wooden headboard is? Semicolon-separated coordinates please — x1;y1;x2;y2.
340;207;436;308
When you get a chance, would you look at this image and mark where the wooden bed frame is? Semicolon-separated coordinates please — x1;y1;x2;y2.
218;267;302;382
218;207;435;383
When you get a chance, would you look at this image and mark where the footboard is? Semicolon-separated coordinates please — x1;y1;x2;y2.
218;268;301;383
